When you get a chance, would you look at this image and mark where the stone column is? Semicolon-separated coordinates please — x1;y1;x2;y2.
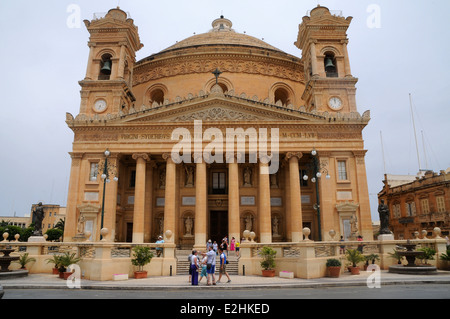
64;153;83;241
144;161;155;242
259;159;272;243
85;44;95;80
353;151;373;240
286;152;303;242
318;153;334;241
228;154;240;244
341;40;352;77
284;163;292;241
194;154;207;248
162;153;177;243
132;153;149;243
103;154;119;241
310;41;319;77
117;44;126;79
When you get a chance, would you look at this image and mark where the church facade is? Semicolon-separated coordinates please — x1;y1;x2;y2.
64;6;373;246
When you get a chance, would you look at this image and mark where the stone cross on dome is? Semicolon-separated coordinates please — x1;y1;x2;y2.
212;68;222;84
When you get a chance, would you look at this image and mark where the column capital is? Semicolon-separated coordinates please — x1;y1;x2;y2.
162;152;180;164
284;152;303;162
132;153;150;162
69;152;84;160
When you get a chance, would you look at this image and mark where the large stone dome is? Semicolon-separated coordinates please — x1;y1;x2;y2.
159;16;284;54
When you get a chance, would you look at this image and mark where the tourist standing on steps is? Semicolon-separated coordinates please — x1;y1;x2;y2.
190;250;199;286
221;238;228;256
155;236;164;257
206;239;213;251
217;247;231;283
339;236;345;254
206;245;216;285
198;252;208;284
230;237;236;254
213;241;218;255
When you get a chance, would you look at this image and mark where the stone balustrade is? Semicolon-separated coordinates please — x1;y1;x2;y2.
238;237;448;279
0;239;177;281
1;231;447;281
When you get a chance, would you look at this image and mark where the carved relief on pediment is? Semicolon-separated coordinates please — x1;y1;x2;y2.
172;107;261;122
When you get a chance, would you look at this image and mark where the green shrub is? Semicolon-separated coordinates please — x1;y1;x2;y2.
45;228;63;241
346;249;365;267
417;247;436;264
259;246;277;270
326;258;342;267
131;246;154;271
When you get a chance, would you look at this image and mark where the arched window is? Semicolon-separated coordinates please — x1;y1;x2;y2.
274;87;290;105
270;83;294;106
150;89;164;105
324;52;338;78
99;54;112;80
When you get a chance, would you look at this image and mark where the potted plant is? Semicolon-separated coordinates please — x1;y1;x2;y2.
131;246;154;279
388;249;404;265
440;249;450;270
258;246;277;277
364;254;380;270
58;252;81;280
14;253;36;270
46;255;62;275
417;247;436;265
346;249;365;275
326;258;342;278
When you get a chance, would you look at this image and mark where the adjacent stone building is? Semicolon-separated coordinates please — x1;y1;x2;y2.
64;6;373;246
378;169;450;239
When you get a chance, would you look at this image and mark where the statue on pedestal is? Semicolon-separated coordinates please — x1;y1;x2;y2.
378;199;391;235
32;202;45;236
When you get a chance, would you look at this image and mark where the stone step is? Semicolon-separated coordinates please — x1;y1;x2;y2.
176;258;239;275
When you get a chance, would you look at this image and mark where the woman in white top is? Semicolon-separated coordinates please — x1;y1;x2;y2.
190;250;199;285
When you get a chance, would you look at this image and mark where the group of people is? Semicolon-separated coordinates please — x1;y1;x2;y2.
205;237;241;257
188;244;231;286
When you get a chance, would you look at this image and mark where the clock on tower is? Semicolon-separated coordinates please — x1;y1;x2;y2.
295;5;358;113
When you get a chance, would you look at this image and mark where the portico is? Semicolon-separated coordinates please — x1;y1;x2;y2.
63;6;374;247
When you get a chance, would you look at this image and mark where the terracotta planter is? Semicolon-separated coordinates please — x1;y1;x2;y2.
327;266;341;278
63;271;74;280
349;266;360;275
134;271;148;279
52;268;59;275
262;269;275;277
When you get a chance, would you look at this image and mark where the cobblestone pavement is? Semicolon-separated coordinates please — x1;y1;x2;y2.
2;270;450;290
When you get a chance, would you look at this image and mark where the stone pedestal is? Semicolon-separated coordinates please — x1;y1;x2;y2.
378;234;394;241
27;236;46;243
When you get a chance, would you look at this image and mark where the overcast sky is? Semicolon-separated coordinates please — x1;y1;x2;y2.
0;0;449;223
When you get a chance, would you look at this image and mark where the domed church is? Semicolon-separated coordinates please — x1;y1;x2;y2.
64;5;373;247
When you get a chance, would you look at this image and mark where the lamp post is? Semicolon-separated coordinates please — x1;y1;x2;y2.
99;149;118;240
302;149;330;241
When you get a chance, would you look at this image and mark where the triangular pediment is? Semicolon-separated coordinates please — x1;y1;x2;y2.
309;16;352;27
115;95;324;124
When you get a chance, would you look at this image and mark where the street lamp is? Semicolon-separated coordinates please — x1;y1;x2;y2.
302;149;330;241
99;149;118;240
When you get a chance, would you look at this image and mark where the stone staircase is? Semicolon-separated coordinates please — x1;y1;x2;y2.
176;249;239;275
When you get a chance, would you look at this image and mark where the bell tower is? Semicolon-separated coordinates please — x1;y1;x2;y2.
295;6;357;113
79;8;143;115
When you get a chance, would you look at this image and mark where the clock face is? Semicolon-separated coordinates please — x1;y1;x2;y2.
328;97;342;110
94;99;107;112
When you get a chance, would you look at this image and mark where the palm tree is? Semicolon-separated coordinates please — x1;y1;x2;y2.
14;253;36;269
